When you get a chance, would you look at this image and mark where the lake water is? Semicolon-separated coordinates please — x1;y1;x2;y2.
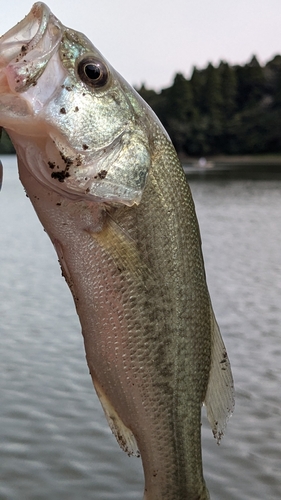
1;155;281;499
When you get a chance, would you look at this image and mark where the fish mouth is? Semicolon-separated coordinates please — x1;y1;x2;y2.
0;2;62;93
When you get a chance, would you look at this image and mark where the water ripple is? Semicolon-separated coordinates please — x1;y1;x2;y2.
1;158;281;499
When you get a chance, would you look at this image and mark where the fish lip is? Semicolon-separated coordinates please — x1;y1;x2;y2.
0;3;52;66
0;3;63;94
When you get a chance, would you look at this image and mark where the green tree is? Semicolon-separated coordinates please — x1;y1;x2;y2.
265;56;281;109
0;129;15;154
236;55;266;110
164;73;194;122
161;74;195;153
137;54;281;156
202;63;223;115
190;66;205;114
219;62;237;118
137;84;168;127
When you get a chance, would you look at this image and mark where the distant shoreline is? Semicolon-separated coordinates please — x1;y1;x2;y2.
3;151;281;164
180;154;281;165
2;152;281;180
182;155;281;179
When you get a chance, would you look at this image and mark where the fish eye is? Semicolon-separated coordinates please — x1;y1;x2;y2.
77;57;109;88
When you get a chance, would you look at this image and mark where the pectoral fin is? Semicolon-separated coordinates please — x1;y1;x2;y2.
204;305;235;443
90;212;151;283
92;377;140;457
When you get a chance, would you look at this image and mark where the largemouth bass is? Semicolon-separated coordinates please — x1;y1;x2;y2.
0;3;234;499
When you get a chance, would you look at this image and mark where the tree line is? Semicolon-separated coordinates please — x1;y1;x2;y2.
0;129;15;154
137;55;281;157
1;55;281;156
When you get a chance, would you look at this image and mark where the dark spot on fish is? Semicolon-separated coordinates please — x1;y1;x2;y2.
82;92;86;96
51;152;75;181
21;45;27;54
60;107;66;114
82;144;89;150
220;359;227;364
51;170;70;182
94;170;107;180
111;92;123;105
61;84;73;92
74;106;79;112
59;151;73;167
153;471;158;477
56;202;61;206
75;155;82;167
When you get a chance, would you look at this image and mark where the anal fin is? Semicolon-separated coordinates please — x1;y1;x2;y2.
92;377;140;457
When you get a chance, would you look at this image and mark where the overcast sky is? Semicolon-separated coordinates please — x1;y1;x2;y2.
1;0;281;90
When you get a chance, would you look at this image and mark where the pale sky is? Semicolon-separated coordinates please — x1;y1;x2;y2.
0;0;281;90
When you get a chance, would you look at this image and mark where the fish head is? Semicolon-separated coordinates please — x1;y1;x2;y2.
0;2;157;205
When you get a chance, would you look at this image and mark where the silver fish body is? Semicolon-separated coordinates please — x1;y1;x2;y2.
0;4;234;499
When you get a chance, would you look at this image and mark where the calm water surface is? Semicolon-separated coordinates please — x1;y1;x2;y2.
0;156;281;499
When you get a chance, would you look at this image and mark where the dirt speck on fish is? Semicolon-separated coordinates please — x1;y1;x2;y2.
0;3;234;499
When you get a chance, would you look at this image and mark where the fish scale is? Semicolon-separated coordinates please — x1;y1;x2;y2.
0;3;234;499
